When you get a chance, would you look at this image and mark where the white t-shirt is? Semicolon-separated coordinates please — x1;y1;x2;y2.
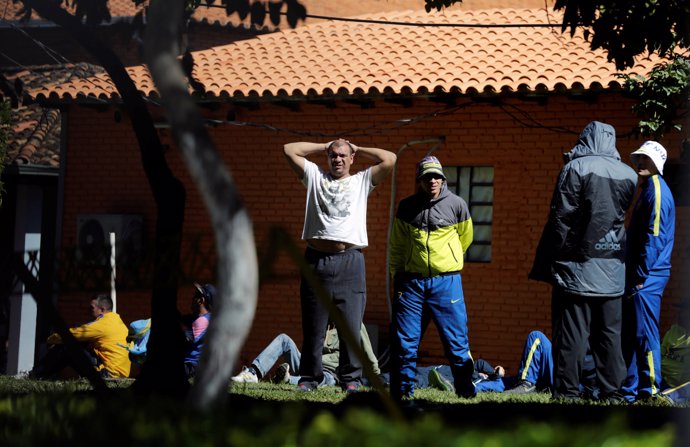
301;159;375;249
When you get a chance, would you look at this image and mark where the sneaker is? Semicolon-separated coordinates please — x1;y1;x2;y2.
343;383;362;394
428;368;455;392
271;363;290;384
296;382;317;392
15;370;31;379
505;380;536;394
231;366;258;383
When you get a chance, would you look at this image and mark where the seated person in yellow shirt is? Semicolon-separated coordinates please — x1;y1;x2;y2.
30;294;131;379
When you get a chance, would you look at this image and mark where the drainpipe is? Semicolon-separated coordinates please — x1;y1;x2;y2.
110;232;117;313
385;137;445;320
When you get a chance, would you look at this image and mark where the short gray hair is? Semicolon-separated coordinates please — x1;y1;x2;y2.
93;294;113;311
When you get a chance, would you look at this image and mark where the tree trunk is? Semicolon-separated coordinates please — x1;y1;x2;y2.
23;0;189;396
144;0;259;410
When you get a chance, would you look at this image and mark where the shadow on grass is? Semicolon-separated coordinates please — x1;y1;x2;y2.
1;379;687;446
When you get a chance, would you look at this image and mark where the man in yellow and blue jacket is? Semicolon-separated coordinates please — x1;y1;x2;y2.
389;155;475;400
622;141;676;402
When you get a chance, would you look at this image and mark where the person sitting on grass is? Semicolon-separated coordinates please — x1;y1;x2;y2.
182;282;215;379
29;294;130;379
231;322;380;386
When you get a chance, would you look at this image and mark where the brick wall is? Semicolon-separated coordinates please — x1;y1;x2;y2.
59;94;688;375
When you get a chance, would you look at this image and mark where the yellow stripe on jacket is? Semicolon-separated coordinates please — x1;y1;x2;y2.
652;175;661;236
520;337;541;381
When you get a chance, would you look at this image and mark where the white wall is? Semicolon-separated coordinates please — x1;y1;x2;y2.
6;185;42;375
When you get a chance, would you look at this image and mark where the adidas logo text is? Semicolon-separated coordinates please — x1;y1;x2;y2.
595;230;621;250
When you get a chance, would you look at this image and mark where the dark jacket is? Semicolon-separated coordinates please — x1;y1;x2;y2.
529;121;637;297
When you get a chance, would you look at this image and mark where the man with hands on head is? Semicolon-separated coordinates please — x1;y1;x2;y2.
283;138;396;393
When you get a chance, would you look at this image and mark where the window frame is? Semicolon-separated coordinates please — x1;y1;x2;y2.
444;165;494;263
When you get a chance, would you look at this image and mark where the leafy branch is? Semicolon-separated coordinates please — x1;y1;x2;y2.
618;57;690;138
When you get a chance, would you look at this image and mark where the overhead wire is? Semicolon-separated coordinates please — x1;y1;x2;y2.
498;103;577;135
203;100;476;138
199;3;576;29
0;16;165;108
2;19;69;65
295;12;563;28
0;18;115;105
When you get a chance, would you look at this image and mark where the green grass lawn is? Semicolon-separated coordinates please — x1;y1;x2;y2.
228;380;671;406
0;376;686;447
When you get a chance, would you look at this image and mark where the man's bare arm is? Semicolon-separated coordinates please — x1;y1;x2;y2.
353;144;397;185
283;142;327;179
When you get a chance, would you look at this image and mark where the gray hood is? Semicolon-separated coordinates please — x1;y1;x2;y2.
563;121;621;163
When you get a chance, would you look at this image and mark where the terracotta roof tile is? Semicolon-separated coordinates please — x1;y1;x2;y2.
29;7;659;102
4;64;102;167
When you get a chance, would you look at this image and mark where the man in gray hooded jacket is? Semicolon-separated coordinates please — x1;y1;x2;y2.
529;121;637;401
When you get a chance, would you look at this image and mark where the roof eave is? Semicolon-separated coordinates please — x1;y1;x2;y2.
1;163;59;178
32;84;627;108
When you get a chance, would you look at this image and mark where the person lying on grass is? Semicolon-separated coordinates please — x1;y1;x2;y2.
231;322;379;387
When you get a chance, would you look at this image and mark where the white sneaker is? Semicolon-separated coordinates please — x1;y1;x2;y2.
231;366;258;383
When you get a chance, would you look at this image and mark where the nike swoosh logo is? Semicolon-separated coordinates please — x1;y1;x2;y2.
451;299;461;304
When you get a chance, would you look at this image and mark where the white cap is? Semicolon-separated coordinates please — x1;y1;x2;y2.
631;141;667;175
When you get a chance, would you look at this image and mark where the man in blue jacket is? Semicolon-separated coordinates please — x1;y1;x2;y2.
389;155;475;400
529;121;637;401
622;141;676;402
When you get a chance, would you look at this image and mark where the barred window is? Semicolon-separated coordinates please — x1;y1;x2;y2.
445;166;494;262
